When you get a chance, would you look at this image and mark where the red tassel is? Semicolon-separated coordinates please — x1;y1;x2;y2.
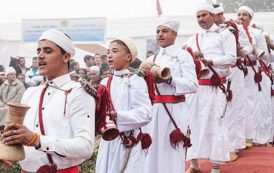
137;132;152;150
271;88;274;97
210;74;222;86
226;89;233;102
143;70;155;104
122;135;138;148
254;72;262;83
169;128;183;149
254;72;262;91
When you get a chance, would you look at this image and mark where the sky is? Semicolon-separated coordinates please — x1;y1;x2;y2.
0;0;206;22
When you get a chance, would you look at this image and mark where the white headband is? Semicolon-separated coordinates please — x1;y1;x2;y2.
38;29;75;57
157;17;180;33
214;6;224;14
238;6;254;19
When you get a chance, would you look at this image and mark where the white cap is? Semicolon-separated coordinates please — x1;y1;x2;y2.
38;29;75;57
214;6;224;14
115;37;138;63
90;66;100;74
238;6;254;19
5;67;16;76
156;17;180;33
196;2;215;13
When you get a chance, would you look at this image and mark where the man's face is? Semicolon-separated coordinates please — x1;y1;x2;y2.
197;10;215;30
87;58;94;66
0;73;6;81
18;57;26;67
94;55;101;65
89;71;100;82
78;69;87;78
37;40;70;80
214;13;225;25
6;73;16;82
17;74;25;82
102;69;111;78
237;10;252;26
32;59;39;68
156;26;177;48
107;42;131;71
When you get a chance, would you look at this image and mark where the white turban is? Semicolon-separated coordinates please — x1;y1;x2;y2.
156;17;180;33
196;2;215;13
38;29;75;57
238;6;254;19
115;37;138;63
214;6;224;14
5;67;16;76
90;66;100;74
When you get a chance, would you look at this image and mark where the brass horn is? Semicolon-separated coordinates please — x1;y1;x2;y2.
139;60;171;80
100;116;120;141
254;48;265;59
0;103;30;161
194;51;210;78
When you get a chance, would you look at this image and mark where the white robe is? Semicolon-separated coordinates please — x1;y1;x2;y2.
96;71;152;173
225;24;253;152
143;45;198;173
249;27;272;144
20;74;95;172
187;24;236;162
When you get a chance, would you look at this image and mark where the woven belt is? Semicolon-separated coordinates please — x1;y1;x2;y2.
21;166;79;173
198;77;226;85
153;95;185;103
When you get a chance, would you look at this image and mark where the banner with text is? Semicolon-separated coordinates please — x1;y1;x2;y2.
22;18;106;43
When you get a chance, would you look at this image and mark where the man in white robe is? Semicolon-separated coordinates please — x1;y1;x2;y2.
237;6;272;146
143;17;198;173
95;37;152;173
1;29;95;172
186;2;236;173
213;4;253;161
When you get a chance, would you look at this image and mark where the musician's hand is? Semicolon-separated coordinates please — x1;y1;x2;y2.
200;58;213;66
1;122;39;147
107;111;117;120
0;160;12;170
237;47;247;58
154;77;169;83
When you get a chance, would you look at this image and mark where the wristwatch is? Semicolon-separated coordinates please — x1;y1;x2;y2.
167;76;172;84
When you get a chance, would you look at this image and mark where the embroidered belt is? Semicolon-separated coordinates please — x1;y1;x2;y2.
153;95;185;103
21;166;79;173
198;77;226;85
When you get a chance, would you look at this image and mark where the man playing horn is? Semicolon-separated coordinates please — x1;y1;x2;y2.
237;6;272;148
186;2;236;173
142;17;198;173
213;3;253;162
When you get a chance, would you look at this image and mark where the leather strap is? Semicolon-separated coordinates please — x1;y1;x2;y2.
38;85;55;165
